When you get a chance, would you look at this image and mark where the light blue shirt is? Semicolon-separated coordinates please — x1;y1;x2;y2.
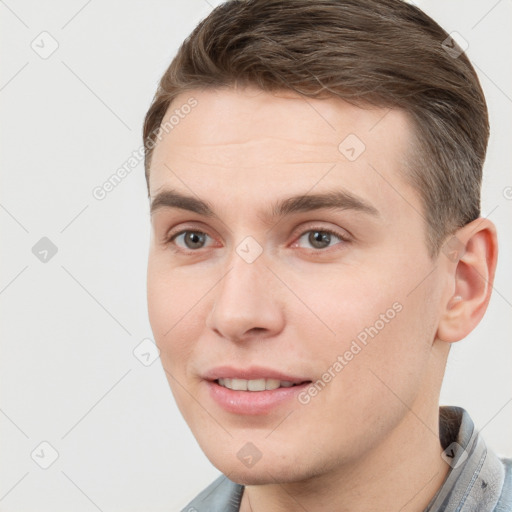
181;406;512;511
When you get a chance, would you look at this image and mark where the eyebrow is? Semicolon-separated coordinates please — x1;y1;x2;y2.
150;188;380;220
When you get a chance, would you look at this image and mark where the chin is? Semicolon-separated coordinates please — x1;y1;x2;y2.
227;470;275;486
225;468;298;486
212;456;318;486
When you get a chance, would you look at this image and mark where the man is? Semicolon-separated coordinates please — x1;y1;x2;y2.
143;0;511;510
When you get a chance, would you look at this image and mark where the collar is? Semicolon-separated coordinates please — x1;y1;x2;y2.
424;405;507;511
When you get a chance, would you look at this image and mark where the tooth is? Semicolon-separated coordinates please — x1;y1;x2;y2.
230;378;248;391
217;378;300;391
248;379;266;391
265;379;281;390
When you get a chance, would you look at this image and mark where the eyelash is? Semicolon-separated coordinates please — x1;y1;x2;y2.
294;227;350;250
164;226;350;254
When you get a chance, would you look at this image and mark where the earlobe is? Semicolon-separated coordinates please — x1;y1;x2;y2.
438;294;468;343
436;218;498;343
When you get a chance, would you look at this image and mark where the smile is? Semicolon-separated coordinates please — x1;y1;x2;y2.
216;378;307;391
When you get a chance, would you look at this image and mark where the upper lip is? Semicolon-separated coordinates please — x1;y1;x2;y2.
203;366;311;384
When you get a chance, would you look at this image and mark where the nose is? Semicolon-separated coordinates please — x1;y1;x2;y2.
205;251;285;343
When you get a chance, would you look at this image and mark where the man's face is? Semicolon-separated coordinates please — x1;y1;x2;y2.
147;87;447;484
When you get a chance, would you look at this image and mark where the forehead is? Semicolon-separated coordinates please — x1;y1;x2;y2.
149;86;420;222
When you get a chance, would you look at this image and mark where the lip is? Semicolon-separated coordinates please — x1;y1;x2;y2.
202;365;309;383
202;366;312;415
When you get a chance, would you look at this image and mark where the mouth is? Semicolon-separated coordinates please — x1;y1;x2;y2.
215;377;311;391
203;368;313;414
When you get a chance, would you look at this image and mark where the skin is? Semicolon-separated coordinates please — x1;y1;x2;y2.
146;86;497;512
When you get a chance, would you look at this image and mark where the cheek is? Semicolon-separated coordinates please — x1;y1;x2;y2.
147;264;208;424
300;256;440;388
340;279;439;411
288;264;405;344
146;260;202;367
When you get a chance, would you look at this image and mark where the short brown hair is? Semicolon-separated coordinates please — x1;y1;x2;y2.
143;0;489;256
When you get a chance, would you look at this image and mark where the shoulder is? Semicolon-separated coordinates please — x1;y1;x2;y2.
180;474;244;512
494;456;512;511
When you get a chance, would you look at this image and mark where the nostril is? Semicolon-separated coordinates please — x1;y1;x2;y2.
248;327;266;334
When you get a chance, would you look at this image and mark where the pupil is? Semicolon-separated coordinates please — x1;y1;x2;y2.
186;232;205;249
309;231;330;248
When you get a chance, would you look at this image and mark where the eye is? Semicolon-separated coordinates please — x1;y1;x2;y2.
169;230;213;251
165;227;349;253
295;228;348;250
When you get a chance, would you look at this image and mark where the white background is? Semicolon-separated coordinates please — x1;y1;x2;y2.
1;1;511;510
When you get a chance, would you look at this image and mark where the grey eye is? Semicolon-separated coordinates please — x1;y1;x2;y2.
308;231;332;249
297;229;343;250
175;231;208;249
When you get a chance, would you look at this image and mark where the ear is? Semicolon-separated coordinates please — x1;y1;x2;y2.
436;218;498;343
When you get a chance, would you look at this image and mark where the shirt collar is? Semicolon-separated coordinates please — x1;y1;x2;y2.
424;405;506;511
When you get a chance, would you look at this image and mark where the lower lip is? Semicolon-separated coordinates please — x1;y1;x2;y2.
206;380;311;415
